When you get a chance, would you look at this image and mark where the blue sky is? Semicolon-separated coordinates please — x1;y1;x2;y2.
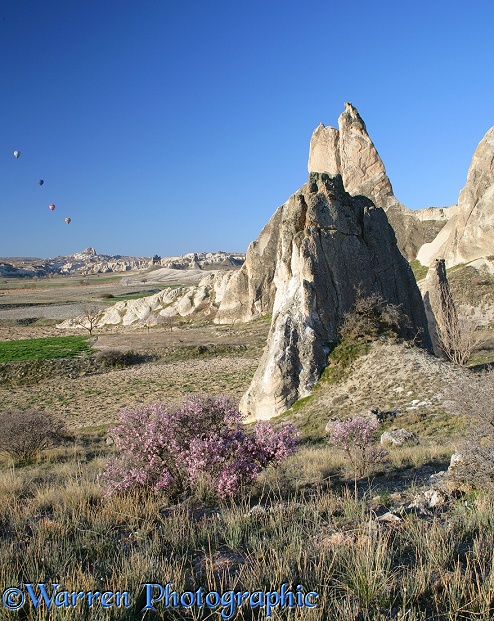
1;0;493;258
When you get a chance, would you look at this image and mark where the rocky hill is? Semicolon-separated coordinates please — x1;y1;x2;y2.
0;247;149;278
0;248;245;278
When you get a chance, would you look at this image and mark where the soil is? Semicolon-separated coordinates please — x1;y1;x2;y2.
0;320;270;430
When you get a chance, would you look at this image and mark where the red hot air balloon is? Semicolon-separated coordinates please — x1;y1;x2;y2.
49;204;56;211
65;217;71;224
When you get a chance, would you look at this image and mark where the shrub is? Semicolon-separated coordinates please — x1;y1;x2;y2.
103;395;299;500
327;416;388;498
0;410;69;462
448;369;494;488
73;305;104;335
435;281;485;366
94;349;135;368
339;291;406;342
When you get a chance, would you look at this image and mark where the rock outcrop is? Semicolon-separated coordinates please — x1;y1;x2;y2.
417;127;494;267
59;271;236;329
308;103;452;261
0;250;245;280
380;429;419;447
160;251;245;271
240;172;432;421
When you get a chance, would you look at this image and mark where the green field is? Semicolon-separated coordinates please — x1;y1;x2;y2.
0;335;91;362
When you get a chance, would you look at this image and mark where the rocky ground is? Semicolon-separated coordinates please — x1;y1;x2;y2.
282;338;469;444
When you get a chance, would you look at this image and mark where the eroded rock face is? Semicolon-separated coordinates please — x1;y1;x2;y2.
240;173;432;421
308;103;453;261
214;209;282;324
58;271;236;329
417;127;494;267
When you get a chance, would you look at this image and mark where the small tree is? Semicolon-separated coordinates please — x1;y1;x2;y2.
103;395;299;500
0;410;69;462
327;416;388;499
73;305;104;335
435;282;486;366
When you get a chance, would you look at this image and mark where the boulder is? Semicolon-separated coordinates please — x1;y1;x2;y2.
380;429;419;447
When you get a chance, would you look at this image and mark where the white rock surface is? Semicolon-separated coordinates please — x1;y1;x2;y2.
417;127;494;267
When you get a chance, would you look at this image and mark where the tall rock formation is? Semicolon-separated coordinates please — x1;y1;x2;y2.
417;127;494;267
308;103;450;261
216;102;449;326
240;172;432;421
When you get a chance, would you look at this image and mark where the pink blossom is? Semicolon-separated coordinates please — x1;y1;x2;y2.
102;395;299;499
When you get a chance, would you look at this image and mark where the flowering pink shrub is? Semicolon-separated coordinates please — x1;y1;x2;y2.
327;416;388;497
103;395;299;500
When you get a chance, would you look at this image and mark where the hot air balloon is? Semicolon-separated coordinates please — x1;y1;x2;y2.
38;179;44;186
49;204;56;211
65;217;71;224
13;150;21;158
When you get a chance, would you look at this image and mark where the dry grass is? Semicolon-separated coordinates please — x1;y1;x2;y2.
0;318;269;427
0;439;493;620
283;339;468;441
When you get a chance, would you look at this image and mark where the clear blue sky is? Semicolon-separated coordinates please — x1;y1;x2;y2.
1;0;493;258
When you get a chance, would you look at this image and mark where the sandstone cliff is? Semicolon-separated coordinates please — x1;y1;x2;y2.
308;103;452;261
240;172;432;420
